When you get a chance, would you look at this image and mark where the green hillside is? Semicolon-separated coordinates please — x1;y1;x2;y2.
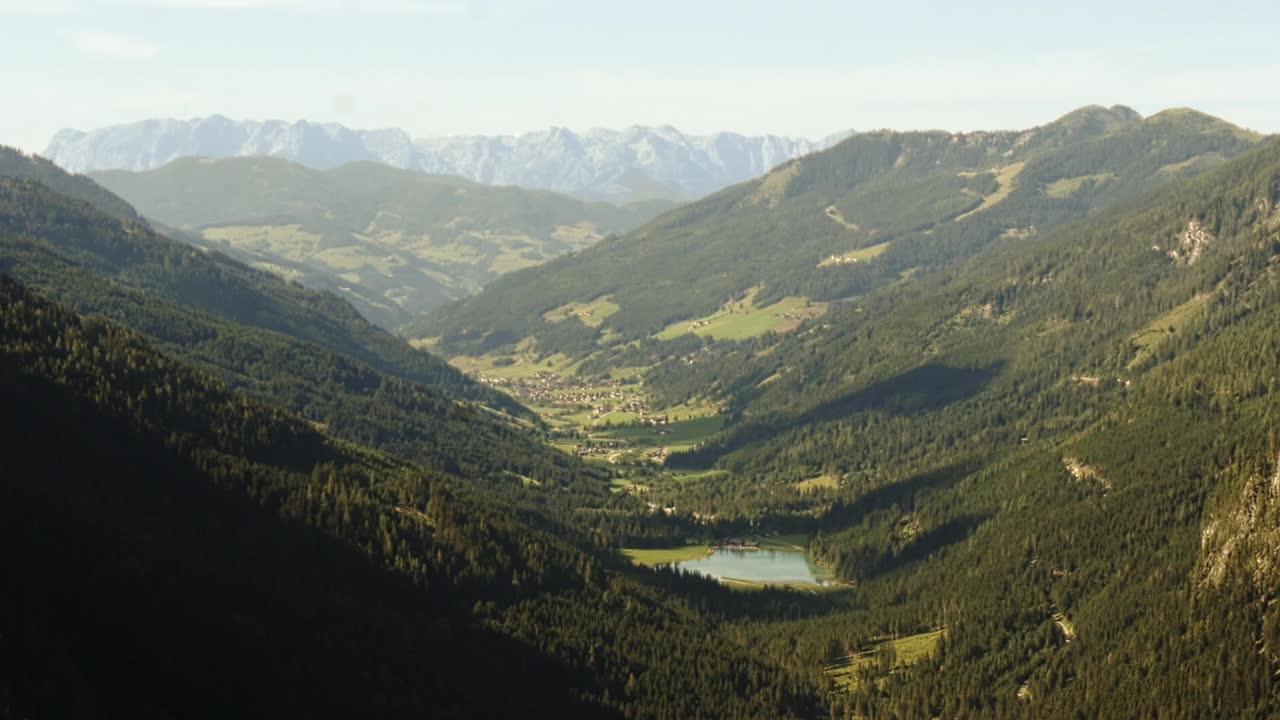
90;157;672;328
625;137;1280;716
0;146;138;221
400;117;1280;716
414;106;1261;357
0;276;821;719
0;147;518;413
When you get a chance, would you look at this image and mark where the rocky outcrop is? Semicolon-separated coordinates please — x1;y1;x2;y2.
1062;457;1112;493
1168;219;1216;266
1198;454;1280;590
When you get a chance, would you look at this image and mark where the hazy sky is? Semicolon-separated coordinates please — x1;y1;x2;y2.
4;0;1279;153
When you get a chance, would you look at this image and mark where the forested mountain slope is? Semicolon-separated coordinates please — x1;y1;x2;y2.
0;146;517;413
635;137;1280;717
0;147;137;221
415;106;1262;357
0;276;821;718
91;157;672;326
0;182;662;516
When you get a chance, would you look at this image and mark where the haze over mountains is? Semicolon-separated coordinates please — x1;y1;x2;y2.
45;116;851;203
88;157;670;328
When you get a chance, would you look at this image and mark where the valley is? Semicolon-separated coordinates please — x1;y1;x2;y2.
5;98;1280;719
442;348;726;467
90;158;673;328
396;107;1280;717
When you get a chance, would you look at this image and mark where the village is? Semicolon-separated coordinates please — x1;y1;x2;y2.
461;367;684;466
470;369;671;427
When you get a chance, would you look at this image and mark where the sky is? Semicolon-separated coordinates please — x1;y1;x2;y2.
3;0;1279;153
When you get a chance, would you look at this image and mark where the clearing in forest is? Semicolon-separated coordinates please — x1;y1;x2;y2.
954;162;1025;222
542;295;622;328
655;288;827;341
622;544;713;566
818;240;892;267
1129;292;1212;368
1042;172;1117;198
825;629;945;691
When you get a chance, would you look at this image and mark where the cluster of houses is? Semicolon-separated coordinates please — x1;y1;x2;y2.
472;371;647;417
718;538;761;550
571;442;669;463
573;442;620;458
646;446;670;461
821;253;862;266
589;397;649;421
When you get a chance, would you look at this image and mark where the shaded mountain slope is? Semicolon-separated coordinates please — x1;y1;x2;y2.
0;275;823;719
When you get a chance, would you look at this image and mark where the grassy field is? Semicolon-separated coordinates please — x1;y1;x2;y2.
548;221;605;251
818;240;892;267
203;224;325;262
824;204;861;232
543;295;621;328
757;534;809;551
826;629;945;691
1043;172;1117;198
1129;292;1211;368
449;350;581;379
668;468;731;484
655;289;827;341
1156;152;1228;179
622;544;713;566
796;474;840;494
597;414;725;450
609;477;650;494
955;162;1025;221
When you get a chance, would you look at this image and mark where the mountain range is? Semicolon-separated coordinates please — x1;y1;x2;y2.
87;157;671;328
416;105;1260;355
45;116;850;202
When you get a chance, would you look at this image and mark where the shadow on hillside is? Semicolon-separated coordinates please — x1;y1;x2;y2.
888;513;989;571
819;461;979;532
804;362;1004;425
835;513;990;583
668;362;1003;470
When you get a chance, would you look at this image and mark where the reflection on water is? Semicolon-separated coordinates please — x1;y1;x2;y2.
674;548;824;585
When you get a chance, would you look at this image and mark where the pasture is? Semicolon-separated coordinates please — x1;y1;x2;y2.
622;544;713;566
655;289;827;341
826;629;945;691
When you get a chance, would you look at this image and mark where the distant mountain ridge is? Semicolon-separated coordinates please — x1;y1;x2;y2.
87;156;671;328
414;105;1264;356
45;117;851;202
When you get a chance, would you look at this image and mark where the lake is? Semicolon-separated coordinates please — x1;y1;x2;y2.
674;548;825;585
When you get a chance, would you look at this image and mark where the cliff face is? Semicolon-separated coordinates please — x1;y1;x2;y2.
1199;454;1280;591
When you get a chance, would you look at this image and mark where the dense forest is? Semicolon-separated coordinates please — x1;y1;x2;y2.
0;274;828;719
